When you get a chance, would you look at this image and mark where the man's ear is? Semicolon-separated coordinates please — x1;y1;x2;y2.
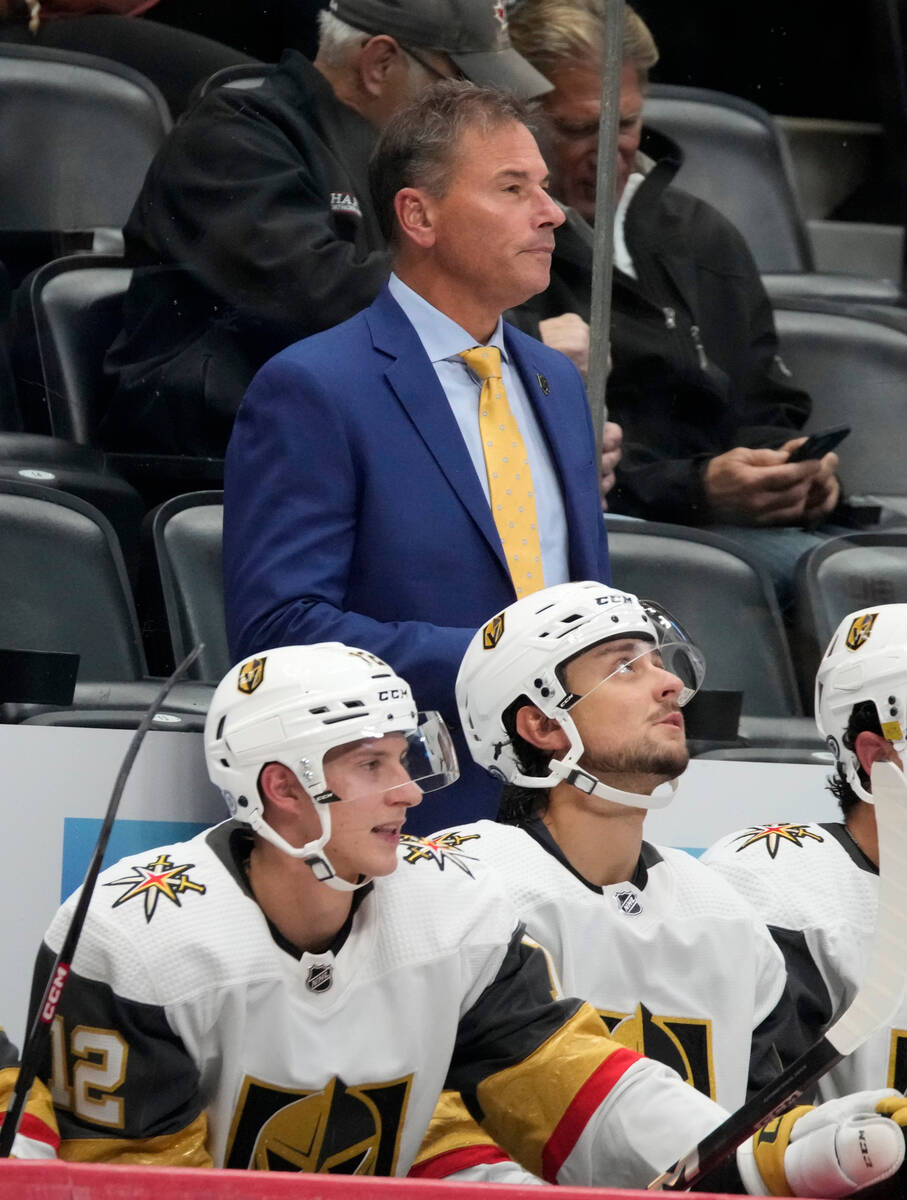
515;704;570;754
357;34;406;98
393;187;437;249
259;762;307;814
853;730;902;779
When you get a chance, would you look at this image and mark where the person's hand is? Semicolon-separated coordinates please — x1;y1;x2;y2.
742;1090;907;1196
779;437;841;526
538;313;590;377
702;446;826;525
600;421;623;511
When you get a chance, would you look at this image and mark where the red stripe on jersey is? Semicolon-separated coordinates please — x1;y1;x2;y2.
0;1110;60;1150
409;1144;512;1179
541;1046;641;1182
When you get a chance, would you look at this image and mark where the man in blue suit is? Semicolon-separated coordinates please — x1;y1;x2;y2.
224;81;610;831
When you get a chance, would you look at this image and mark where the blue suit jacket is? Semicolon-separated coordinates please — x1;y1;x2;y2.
224;286;610;831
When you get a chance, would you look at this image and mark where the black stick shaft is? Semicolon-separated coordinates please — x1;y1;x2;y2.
0;646;202;1157
653;1039;841;1190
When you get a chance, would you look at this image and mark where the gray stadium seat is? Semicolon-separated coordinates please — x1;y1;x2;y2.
152;491;229;683
0;479;212;722
773;308;907;513
606;516;801;718
0;44;170;234
792;531;907;704
644;84;901;302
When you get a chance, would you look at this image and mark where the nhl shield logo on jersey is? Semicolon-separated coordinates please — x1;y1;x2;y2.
615;890;642;916
845;612;878;651
482;613;505;650
238;656;266;694
105;853;206;922
305;962;333;993
225;1072;413;1173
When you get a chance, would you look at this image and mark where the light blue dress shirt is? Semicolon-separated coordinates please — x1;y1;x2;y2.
388;273;569;586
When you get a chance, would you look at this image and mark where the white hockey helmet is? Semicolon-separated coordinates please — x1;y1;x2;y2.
456;581;705;810
815;605;907;804
205;643;458;888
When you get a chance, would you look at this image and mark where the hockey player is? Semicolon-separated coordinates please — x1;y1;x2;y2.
17;641;907;1192
412;582;907;1194
705;603;907;1102
0;1028;58;1159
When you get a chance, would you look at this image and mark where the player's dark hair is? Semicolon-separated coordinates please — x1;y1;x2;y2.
827;699;882;818
496;693;552;824
369;79;536;245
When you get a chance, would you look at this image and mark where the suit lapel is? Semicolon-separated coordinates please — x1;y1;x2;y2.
366;289;510;577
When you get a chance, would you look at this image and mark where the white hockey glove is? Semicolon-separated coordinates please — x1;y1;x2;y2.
737;1090;907;1197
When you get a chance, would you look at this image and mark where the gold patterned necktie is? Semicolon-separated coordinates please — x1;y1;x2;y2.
459;345;545;597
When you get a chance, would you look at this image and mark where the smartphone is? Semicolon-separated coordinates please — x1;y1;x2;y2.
786;424;851;463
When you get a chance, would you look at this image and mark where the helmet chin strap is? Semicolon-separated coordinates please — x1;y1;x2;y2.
510;759;679;810
248;804;372;892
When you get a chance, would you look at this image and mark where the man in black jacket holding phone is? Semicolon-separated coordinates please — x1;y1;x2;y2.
505;0;845;608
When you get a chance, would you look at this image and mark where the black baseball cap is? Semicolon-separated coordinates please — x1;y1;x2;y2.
327;0;552;99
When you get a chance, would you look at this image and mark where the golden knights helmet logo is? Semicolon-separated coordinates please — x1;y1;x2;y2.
600;1004;715;1100
238;657;266;694
225;1073;413;1173
845;612;878;652
482;613;505;650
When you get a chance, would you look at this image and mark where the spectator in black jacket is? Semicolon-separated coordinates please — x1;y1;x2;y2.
101;0;550;457
507;0;843;607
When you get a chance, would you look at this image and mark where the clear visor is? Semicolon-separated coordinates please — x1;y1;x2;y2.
318;711;459;803
560;603;705;712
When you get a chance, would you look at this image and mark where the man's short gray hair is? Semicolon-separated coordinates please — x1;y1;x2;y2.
508;0;659;81
316;9;369;68
369;79;536;245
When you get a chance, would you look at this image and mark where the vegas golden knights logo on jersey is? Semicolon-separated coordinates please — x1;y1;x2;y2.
845;613;878;652
599;1004;716;1100
224;1073;413;1173
889;1030;907;1093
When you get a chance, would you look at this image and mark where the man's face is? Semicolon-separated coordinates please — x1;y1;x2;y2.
562;637;690;786
542;60;644;222
418;118;565;318
316;734;422;883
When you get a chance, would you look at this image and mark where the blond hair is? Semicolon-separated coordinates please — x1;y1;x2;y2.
508;0;658;80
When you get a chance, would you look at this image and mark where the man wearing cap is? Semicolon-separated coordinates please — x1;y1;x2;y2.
101;0;549;456
224;81;610;832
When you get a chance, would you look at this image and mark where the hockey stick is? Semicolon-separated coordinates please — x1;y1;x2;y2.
0;645;202;1158
649;759;907;1191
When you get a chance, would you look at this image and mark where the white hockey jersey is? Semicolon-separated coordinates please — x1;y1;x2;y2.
420;819;795;1111
704;820;907;1100
31;819;733;1188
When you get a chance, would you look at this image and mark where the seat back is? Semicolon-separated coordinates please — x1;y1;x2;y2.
193;62;273;100
0;43;170;236
152;491;228;682
26;255;132;444
606;516;801;716
773;308;907;504
0;479;145;681
793;532;907;698
644;84;812;273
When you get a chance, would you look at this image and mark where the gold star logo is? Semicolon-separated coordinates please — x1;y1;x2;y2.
105;853;206;922
732;824;824;859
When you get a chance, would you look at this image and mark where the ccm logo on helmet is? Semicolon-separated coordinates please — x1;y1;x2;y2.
596;594;635;607
378;688;408;701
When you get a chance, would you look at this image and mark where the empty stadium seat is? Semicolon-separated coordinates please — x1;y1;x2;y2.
644;84;901;302
0;44;171;280
0;479;212;723
152;491;230;682
17;254;224;505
